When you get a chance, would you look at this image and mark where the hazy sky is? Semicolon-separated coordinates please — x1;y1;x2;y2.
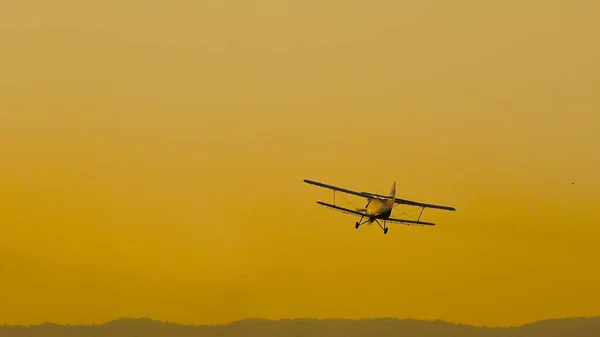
1;0;599;327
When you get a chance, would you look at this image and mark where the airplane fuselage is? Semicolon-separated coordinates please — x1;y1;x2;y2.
365;198;393;220
363;181;396;222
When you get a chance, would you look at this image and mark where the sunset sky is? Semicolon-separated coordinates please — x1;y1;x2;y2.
1;0;599;328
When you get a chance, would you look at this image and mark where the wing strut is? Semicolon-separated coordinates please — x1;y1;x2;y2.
417;207;425;222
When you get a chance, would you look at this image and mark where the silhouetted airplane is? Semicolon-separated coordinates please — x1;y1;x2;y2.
304;179;456;234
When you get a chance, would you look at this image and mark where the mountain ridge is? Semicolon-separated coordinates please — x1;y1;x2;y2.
2;316;600;337
3;316;599;328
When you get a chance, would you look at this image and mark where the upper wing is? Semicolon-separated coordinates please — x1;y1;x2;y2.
393;197;456;211
304;179;371;199
304;179;456;211
316;201;436;226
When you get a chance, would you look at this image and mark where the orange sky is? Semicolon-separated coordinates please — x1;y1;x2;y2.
1;0;600;327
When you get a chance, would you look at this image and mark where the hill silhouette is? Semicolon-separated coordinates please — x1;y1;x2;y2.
1;317;600;337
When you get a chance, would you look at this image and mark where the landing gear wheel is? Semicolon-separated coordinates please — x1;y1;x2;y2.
355;222;360;229
383;227;388;234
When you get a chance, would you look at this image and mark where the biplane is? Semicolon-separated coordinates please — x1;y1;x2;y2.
303;179;456;234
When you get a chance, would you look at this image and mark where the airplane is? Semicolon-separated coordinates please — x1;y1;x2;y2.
303;179;456;234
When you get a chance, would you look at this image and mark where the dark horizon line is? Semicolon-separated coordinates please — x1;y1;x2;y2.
3;315;600;329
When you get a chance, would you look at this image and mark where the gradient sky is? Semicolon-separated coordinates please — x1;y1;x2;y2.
1;0;599;328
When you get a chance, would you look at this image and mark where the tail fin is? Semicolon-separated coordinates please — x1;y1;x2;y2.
389;181;396;198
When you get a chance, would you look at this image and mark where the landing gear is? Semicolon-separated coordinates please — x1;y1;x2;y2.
355;216;368;229
356;218;388;234
373;219;389;235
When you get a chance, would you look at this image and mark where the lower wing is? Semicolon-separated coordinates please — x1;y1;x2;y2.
316;201;366;217
385;216;435;226
315;201;435;226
